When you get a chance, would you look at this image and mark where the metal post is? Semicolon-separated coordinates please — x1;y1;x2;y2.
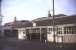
0;0;3;37
30;29;31;40
30;33;31;40
46;27;49;43
40;28;41;41
52;0;55;43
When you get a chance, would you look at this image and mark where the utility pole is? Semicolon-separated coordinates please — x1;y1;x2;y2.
0;0;2;26
0;0;4;37
52;0;55;43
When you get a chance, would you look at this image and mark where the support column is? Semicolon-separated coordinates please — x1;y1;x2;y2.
24;28;27;40
62;27;64;35
40;28;41;41
46;27;49;42
29;29;32;40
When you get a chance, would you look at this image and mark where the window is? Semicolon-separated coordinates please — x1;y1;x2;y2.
64;26;76;34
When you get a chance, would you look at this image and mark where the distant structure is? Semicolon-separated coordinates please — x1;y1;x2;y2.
14;16;17;22
48;10;51;17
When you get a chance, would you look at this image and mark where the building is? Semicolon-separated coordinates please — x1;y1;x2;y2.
22;14;76;43
3;18;32;38
3;12;76;43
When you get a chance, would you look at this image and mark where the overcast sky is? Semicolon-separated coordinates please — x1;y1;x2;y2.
1;0;76;25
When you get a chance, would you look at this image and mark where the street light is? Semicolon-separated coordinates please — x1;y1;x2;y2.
52;0;55;43
52;0;63;48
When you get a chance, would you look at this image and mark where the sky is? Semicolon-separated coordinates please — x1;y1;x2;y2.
1;0;76;25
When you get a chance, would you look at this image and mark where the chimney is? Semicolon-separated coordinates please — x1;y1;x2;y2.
14;16;17;22
48;10;51;17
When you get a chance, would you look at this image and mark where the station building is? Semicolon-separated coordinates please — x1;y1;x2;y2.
23;14;76;43
3;12;76;43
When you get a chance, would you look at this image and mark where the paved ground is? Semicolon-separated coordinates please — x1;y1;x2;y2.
0;38;76;50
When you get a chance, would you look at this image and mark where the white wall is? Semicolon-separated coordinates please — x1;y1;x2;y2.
57;34;76;43
18;28;27;40
63;34;76;43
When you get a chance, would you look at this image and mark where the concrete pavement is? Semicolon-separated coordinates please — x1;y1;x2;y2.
0;38;76;50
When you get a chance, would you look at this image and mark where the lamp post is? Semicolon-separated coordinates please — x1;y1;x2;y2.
52;0;55;43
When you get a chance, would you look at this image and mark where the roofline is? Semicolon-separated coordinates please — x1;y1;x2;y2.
25;24;76;29
32;16;68;22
